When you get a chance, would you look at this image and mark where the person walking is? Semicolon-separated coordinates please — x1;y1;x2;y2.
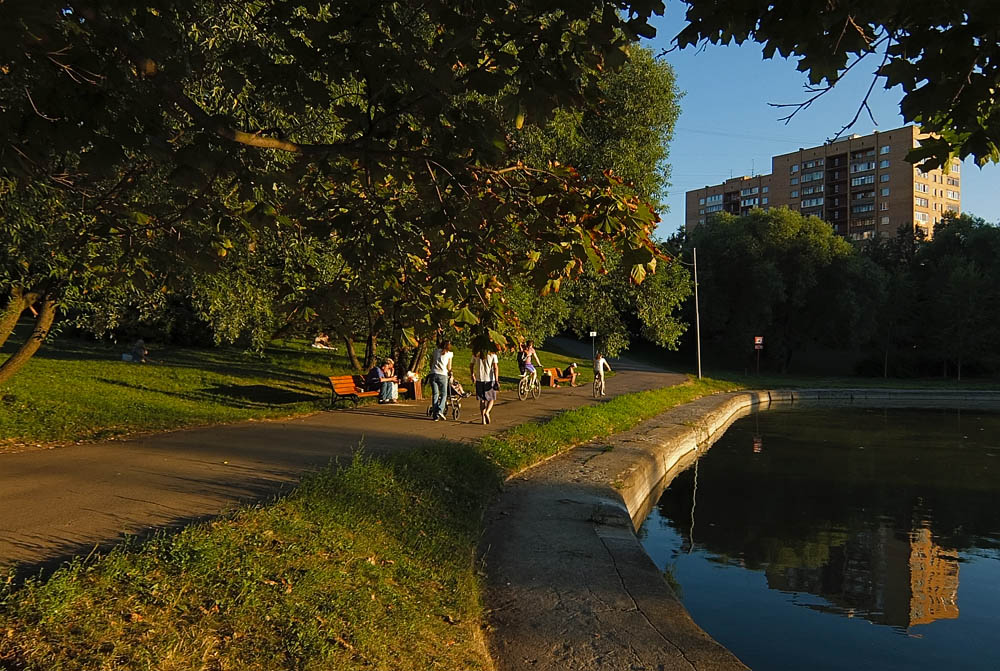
428;340;454;421
470;346;500;425
594;352;612;396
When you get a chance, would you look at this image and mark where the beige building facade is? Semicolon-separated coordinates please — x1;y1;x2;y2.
686;125;961;239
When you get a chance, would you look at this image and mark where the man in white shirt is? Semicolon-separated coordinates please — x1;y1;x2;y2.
428;340;454;421
470;347;500;425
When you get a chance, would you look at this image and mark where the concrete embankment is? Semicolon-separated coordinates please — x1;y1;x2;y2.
480;388;1000;671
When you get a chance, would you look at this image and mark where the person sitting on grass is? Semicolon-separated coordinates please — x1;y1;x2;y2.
562;362;579;387
366;358;399;404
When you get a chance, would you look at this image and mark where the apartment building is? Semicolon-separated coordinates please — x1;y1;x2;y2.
685;125;962;239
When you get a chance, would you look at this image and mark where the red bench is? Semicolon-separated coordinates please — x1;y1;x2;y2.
541;367;573;387
329;375;412;406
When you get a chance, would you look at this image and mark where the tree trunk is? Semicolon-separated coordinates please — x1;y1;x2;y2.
0;287;28;353
408;338;428;375
363;331;378;370
341;334;362;371
0;296;57;386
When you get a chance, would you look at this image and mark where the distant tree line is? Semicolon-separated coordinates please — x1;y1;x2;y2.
683;209;1000;379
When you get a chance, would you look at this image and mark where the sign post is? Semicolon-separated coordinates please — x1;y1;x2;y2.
754;336;763;375
589;331;597;362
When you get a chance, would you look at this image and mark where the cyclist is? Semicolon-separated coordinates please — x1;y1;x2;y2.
594;352;612;396
518;340;542;383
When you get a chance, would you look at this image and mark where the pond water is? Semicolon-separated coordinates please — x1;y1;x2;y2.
638;405;1000;671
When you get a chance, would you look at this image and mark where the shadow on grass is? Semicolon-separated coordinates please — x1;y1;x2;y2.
94;378;324;409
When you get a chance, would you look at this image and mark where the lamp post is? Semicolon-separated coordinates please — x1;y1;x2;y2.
589;331;597;362
693;247;702;380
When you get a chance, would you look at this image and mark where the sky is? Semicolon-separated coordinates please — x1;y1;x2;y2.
644;3;1000;236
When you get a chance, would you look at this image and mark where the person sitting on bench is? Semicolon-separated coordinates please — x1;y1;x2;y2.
366;358;399;404
562;362;579;387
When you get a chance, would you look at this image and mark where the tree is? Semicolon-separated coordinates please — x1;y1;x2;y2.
517;47;689;355
1;1;670;382
688;208;880;371
914;213;1000;379
674;1;1000;169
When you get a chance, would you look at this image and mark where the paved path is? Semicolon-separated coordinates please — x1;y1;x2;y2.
0;349;684;572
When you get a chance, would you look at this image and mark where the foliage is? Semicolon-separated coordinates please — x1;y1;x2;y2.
687;208;882;371
0;0;670;383
675;0;1000;169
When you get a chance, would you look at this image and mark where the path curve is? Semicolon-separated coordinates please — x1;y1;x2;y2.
0;356;684;572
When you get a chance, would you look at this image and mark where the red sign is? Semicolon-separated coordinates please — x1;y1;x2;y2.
754;335;763;350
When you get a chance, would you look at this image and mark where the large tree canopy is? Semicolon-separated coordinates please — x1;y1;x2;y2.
675;0;1000;169
0;0;672;382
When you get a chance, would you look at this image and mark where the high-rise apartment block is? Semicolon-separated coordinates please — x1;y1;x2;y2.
685;125;962;239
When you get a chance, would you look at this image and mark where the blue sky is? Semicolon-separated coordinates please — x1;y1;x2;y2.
644;4;1000;236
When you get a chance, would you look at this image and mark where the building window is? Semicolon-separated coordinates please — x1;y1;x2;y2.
915;196;929;207
879;174;890;183
698;218;705;225
915;212;930;222
915;182;929;193
852;204;875;214
850;175;875;186
790;190;799;198
851;161;876;173
880;145;890;155
705;204;723;213
952;161;961;173
699;208;705;215
947;189;960;200
762;197;769;205
699;197;705;205
946;203;960;213
879;159;890;169
801;197;824;208
801;171;824;183
880;202;889;210
881;216;890;225
706;194;722;203
790;164;799;173
762;186;769;193
880;187;890;197
947;177;960;186
790;177;799;185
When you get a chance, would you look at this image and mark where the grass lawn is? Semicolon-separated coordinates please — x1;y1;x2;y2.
0;376;741;671
0;333;589;449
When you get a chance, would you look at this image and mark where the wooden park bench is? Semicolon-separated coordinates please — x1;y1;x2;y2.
328;374;415;406
540;367;573;388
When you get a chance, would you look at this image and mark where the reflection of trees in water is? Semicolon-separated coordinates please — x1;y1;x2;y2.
656;408;999;629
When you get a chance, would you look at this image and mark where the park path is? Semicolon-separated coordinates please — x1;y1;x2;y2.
0;346;684;572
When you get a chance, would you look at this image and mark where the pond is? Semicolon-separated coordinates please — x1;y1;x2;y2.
638;405;1000;671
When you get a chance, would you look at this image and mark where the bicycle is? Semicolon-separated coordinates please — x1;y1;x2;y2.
517;367;541;400
593;374;605;398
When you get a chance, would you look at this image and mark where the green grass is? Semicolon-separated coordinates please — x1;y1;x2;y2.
0;335;588;449
0;376;743;671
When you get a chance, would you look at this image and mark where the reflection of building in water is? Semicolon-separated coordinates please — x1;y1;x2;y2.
766;526;958;629
908;528;959;626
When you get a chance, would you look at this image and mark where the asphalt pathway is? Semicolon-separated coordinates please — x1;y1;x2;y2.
0;347;684;571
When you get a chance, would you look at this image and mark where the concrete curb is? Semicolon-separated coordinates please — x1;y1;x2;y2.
482;387;1000;671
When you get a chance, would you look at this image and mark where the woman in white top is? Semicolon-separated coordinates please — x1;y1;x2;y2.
470;347;500;424
428;340;454;421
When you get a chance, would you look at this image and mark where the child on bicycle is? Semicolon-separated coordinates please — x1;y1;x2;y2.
594;352;612;396
518;340;542;379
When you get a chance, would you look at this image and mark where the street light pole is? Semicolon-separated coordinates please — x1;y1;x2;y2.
693;247;702;380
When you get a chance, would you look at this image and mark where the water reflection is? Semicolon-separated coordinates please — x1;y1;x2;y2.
765;525;959;629
640;406;1000;670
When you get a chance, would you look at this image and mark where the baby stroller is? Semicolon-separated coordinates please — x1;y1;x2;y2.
427;376;469;420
